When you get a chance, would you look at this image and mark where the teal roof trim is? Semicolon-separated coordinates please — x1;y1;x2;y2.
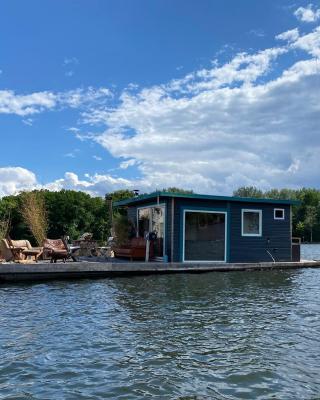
113;191;300;207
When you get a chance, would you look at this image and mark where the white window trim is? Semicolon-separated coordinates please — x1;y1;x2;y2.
274;208;285;220
241;209;262;237
136;203;166;257
182;209;227;263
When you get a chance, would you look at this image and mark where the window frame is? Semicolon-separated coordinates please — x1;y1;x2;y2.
241;209;262;237
274;208;285;220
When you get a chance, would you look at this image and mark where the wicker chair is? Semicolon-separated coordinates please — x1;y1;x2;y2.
43;239;69;263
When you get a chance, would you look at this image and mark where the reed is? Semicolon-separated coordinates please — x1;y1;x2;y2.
20;191;48;246
0;213;10;240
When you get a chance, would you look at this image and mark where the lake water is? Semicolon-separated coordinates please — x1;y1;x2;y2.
1;250;320;399
301;243;320;260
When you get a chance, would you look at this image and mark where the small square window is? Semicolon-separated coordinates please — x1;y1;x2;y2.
274;208;285;220
242;209;262;236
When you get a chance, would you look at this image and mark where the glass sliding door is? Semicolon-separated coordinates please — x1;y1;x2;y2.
151;207;165;258
184;211;226;262
137;205;165;258
138;208;150;238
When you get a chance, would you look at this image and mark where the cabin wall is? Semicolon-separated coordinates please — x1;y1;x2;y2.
124;198;292;263
229;202;291;263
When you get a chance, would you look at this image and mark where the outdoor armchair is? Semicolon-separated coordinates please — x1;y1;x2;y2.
0;238;43;262
43;238;79;263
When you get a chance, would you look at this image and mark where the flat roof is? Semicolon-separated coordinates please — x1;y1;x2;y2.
113;191;300;207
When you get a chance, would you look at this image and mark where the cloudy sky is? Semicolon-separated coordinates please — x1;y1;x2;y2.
0;0;319;197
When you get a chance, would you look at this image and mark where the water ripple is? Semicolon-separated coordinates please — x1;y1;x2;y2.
0;269;320;399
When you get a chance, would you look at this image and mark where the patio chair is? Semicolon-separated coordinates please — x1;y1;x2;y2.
0;237;43;262
43;238;79;263
43;239;69;263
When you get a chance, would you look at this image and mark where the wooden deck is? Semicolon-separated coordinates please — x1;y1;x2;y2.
0;260;319;283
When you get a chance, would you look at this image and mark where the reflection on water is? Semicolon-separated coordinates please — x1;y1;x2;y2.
0;270;320;399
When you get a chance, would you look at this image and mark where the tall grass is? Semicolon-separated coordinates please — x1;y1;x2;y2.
0;213;10;240
20;191;48;246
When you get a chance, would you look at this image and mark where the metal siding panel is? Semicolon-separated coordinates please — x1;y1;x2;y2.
230;203;291;262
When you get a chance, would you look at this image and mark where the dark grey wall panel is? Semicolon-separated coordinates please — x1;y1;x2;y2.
229;202;291;262
124;198;292;263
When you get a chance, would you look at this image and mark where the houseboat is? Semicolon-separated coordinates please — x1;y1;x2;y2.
113;192;299;263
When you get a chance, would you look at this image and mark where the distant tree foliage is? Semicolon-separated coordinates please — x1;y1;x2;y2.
162;187;194;194
107;189;136;203
233;186;320;242
233;186;264;198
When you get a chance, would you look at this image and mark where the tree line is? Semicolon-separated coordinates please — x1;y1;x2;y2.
0;186;319;244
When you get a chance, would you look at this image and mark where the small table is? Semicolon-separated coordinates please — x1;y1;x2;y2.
23;248;43;262
69;246;81;262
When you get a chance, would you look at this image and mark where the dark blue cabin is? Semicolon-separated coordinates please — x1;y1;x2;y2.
113;192;299;263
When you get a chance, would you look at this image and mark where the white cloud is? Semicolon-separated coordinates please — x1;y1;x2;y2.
248;29;266;38
93;155;102;161
294;4;320;22
63;57;79;66
63;57;79;77
64;152;76;158
0;90;57;116
64;149;80;158
44;172;137;196
0;87;112;116
0;167;38;197
291;26;320;56
80;26;320;194
276;28;300;42
119;159;136;169
67;127;81;133
22;118;33;126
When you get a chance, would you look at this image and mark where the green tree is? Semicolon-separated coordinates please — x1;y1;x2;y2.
304;205;318;242
162;187;194;194
108;189;136;203
296;221;305;239
233;186;264;198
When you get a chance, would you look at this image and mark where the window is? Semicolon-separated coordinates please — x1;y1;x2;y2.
274;208;285;220
241;209;262;236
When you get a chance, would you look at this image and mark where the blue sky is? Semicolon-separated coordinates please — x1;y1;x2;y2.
0;0;320;196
